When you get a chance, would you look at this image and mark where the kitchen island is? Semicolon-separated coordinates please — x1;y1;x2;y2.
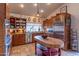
34;36;64;56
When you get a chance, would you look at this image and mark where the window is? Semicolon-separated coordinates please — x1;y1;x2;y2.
26;23;43;32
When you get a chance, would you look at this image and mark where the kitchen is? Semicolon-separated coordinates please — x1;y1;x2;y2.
0;3;79;56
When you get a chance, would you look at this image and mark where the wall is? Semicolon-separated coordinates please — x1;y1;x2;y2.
47;3;79;51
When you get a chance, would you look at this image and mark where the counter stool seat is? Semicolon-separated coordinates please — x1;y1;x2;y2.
42;48;59;56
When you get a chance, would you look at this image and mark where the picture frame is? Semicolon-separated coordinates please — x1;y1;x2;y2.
33;18;36;22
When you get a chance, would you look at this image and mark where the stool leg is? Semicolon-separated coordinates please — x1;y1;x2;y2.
58;48;61;56
49;48;52;56
35;42;37;55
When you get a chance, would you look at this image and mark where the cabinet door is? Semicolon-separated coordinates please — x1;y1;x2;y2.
12;34;25;46
12;35;15;46
0;3;6;56
18;34;25;45
0;46;4;56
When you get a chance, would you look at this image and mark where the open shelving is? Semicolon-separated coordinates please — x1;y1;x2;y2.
10;17;26;29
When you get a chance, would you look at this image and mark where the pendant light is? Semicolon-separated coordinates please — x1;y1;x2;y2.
36;3;40;17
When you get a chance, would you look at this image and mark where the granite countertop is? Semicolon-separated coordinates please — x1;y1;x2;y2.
34;36;64;48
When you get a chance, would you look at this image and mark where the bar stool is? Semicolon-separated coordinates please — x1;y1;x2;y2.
42;48;61;56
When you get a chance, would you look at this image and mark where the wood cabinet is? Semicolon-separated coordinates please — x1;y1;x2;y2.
43;19;52;28
0;3;6;56
43;19;47;27
43;16;56;28
43;13;71;50
10;17;26;29
0;46;4;56
12;34;25;46
56;13;71;50
10;17;26;47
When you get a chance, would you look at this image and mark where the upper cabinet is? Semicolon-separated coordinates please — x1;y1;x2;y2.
43;13;71;28
43;16;56;28
56;13;71;25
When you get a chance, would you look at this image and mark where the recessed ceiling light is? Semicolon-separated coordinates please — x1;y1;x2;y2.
20;4;24;8
40;9;44;13
46;3;51;5
33;3;37;7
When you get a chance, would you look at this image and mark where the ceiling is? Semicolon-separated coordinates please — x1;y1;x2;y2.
7;3;64;18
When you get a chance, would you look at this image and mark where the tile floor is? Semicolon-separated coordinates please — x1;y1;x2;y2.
10;43;35;56
10;43;79;56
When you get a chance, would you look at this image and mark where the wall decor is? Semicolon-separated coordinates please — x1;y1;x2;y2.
28;17;31;22
33;18;36;22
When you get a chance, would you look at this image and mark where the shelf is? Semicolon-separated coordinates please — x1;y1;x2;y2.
10;17;26;29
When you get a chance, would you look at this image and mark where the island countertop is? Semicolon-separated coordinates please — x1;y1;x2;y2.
34;36;64;48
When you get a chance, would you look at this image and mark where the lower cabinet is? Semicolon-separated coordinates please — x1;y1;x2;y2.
12;34;25;46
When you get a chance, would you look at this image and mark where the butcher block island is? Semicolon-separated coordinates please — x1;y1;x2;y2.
34;36;64;56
